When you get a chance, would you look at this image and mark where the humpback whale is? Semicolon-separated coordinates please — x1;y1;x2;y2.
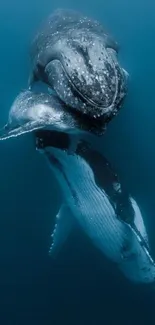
0;90;113;139
0;90;155;284
29;9;128;121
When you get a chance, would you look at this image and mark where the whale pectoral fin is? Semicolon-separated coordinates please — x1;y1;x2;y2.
49;204;75;256
129;197;149;243
122;68;129;80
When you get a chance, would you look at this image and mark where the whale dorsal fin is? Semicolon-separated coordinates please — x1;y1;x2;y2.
49;204;75;256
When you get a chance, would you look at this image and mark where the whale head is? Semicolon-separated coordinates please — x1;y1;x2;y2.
29;10;128;120
0;90;107;141
0;91;73;140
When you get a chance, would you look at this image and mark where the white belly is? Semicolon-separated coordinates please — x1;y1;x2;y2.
45;147;155;283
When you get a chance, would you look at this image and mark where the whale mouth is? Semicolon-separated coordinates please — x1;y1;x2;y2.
44;58;119;119
53;59;116;110
0;121;45;141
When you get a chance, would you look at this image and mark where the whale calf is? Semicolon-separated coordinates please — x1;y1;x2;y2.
0;90;113;139
0;90;155;284
29;9;128;122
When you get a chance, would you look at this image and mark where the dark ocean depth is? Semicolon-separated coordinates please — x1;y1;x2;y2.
0;1;155;324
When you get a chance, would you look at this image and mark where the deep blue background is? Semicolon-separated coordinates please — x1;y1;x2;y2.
0;1;155;324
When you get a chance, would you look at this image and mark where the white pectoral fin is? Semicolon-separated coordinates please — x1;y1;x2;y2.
129;196;155;264
129;196;149;246
49;204;75;257
122;68;129;80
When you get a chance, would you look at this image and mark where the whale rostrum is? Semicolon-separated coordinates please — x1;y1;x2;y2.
29;9;128;121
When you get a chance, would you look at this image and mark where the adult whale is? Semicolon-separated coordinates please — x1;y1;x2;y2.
29;9;128;121
0;90;155;284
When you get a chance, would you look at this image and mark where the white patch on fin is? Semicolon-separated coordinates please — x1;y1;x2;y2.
129;197;154;264
49;204;75;256
122;68;129;80
130;197;149;246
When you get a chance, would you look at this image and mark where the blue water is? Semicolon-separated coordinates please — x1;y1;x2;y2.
0;1;155;324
